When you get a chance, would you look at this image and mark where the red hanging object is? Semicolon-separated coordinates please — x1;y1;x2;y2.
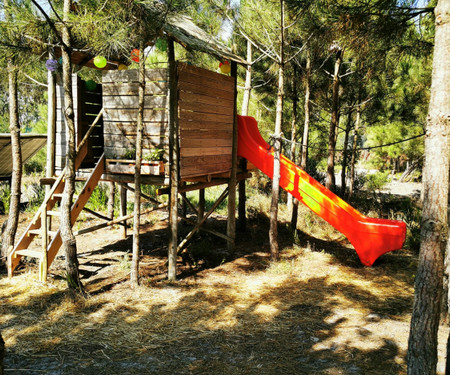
131;48;140;63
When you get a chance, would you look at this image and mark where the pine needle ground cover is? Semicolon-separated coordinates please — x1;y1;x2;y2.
1;192;448;375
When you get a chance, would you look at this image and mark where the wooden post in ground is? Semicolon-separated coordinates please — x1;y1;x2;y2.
227;61;238;251
198;188;205;223
120;185;127;238
40;209;48;282
167;38;179;281
238;160;247;232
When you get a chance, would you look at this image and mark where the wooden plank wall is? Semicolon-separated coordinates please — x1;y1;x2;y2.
177;62;235;180
102;69;169;161
55;76;103;170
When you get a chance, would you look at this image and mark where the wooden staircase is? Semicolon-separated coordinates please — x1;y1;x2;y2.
8;144;105;280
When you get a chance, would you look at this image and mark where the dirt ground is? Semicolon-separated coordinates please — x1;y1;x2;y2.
1;182;449;375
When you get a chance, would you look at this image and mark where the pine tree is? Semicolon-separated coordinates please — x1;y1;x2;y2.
407;1;449;373
1;0;22;264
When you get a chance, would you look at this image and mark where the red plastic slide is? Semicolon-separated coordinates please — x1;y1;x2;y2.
237;115;407;266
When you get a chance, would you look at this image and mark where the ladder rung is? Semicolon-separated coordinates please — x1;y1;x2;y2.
28;229;58;237
47;210;60;216
15;249;43;258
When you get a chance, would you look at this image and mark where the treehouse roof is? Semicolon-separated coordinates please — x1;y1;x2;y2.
0;134;47;179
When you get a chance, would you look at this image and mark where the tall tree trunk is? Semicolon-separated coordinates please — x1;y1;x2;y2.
239;40;252;233
300;48;311;171
167;38;179;281
241;39;252;116
1;0;22;264
269;0;285;262
326;48;343;193
349;103;361;198
288;65;299;230
341;110;352;197
130;43;145;286
407;1;449;373
60;0;82;291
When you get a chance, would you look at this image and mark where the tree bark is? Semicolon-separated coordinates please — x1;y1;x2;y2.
326;49;343;193
407;1;450;373
288;65;299;231
130;43;145;286
241;39;252;116
269;0;285;262
1;0;22;264
301;47;311;171
341;110;353;197
239;39;252;233
167;38;179;281
227;61;238;251
349;103;361;198
60;0;82;291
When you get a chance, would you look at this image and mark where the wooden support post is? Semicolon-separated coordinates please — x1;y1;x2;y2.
198;189;205;223
40;209;48;282
177;187;229;253
238;160;247;232
167;38;179;281
180;194;198;216
120;185;127;239
227;61;238;251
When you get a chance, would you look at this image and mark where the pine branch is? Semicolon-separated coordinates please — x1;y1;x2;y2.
30;0;67;50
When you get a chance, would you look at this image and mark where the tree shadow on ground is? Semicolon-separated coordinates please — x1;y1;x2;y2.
1;271;409;375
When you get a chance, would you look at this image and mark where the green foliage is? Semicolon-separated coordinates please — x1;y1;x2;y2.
364;171;390;192
83;183;109;213
143;148;164;161
24;148;46;175
116;252;131;271
23;182;45;212
0;183;11;214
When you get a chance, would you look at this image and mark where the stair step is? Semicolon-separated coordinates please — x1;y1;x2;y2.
47;210;60;216
15;249;44;259
28;229;58;237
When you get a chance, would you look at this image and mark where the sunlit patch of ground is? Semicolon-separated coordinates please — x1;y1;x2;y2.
0;187;447;374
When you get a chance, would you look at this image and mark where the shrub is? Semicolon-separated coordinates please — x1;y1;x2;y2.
364;171;390;192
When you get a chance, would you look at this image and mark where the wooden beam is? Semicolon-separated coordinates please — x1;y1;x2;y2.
180;193;198;216
238;159;247;232
73;203;167;236
198;188;205;223
180;216;232;242
157;172;251;195
120;184;127;239
177;187;229;253
117;182;160;205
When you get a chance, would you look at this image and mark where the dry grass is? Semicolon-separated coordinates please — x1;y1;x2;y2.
0;192;448;374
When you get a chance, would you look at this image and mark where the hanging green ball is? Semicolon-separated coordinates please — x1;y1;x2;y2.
93;55;107;69
155;38;167;52
85;80;97;91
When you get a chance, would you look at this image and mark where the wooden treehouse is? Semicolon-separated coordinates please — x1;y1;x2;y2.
7;16;249;281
